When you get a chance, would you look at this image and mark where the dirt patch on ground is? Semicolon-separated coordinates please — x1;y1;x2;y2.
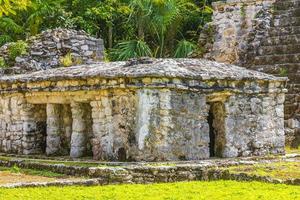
0;171;56;185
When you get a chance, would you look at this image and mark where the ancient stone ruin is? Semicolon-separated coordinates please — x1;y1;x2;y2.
0;58;287;161
201;0;300;147
0;28;104;75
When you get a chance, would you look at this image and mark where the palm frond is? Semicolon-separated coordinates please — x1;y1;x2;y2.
110;39;152;61
0;35;13;46
174;39;196;58
0;17;23;33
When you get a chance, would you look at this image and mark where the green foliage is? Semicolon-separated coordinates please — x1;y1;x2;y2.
0;57;6;68
226;161;300;180
174;40;196;58
60;52;83;67
0;165;66;178
240;3;246;18
0;0;30;16
60;52;73;67
111;40;153;61
0;0;215;61
10;164;21;174
8;40;28;61
0;17;24;46
0;181;299;200
279;67;288;76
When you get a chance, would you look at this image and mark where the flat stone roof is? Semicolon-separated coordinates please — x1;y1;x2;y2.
0;58;287;84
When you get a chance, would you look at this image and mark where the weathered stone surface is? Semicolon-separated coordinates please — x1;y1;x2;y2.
0;28;104;75
202;0;300;147
0;154;299;188
0;58;287;161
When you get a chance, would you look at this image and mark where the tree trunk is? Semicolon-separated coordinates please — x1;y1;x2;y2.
138;19;145;40
108;23;113;49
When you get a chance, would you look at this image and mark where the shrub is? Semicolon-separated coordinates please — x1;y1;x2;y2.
10;164;21;174
60;52;73;67
174;40;196;58
60;52;84;67
0;57;7;68
8;40;28;61
110;40;153;61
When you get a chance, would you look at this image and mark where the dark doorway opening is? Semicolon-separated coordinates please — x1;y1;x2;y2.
33;104;47;154
207;102;226;157
208;107;215;157
117;147;127;162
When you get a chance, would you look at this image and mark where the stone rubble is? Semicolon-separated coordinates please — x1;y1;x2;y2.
0;28;104;75
0;153;299;188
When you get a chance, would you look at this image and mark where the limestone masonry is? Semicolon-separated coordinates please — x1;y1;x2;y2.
201;0;300;147
0;28;104;75
0;58;287;161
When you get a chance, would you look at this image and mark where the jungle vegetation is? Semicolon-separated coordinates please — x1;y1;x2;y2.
0;0;216;61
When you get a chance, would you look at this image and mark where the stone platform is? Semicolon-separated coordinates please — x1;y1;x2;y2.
0;153;299;188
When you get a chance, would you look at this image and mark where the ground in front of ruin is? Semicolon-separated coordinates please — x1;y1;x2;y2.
0;147;299;200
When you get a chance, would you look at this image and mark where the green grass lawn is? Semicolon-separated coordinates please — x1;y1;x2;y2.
286;146;300;154
0;181;299;200
226;161;300;180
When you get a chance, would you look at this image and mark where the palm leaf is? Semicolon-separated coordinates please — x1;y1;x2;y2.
174;39;196;58
110;39;152;61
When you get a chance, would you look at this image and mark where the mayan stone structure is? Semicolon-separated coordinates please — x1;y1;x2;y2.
202;0;300;146
0;28;104;75
0;58;287;161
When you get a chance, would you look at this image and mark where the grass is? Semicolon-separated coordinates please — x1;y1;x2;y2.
226;161;300;180
286;146;300;154
0;156;109;168
0;166;66;178
0;181;299;200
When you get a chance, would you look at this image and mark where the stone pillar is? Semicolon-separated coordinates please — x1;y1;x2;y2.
20;102;37;154
70;102;88;158
46;104;62;155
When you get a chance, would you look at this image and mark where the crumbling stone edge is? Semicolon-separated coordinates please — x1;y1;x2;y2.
0;159;299;188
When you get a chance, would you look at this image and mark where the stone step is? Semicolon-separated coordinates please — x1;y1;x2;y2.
254;53;300;65
251;63;300;82
273;7;300;17
261;34;300;46
267;26;300;37
273;16;300;27
273;0;300;11
258;44;300;55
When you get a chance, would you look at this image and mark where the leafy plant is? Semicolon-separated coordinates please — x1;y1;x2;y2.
0;0;215;60
110;39;152;61
174;40;196;58
8;40;28;61
279;67;288;77
60;52;73;67
10;164;21;174
0;0;30;16
0;17;24;46
0;57;7;68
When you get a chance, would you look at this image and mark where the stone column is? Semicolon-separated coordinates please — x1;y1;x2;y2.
46;104;62;155
20;102;37;154
70;102;88;158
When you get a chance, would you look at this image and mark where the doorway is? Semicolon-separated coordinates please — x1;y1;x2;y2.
207;102;226;157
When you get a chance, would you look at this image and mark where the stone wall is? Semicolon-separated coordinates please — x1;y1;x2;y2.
0;59;287;161
0;79;286;160
0;28;104;75
223;93;285;157
203;0;300;147
0;95;46;154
